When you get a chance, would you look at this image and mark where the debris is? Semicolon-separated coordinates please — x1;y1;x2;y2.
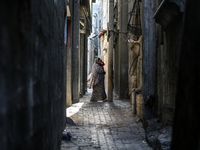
135;116;142;123
62;132;72;141
142;140;147;144
146;118;172;150
66;117;76;126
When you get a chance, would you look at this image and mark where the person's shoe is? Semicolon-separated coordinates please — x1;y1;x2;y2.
103;99;107;102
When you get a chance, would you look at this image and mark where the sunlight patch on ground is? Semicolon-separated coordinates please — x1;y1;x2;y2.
66;102;85;117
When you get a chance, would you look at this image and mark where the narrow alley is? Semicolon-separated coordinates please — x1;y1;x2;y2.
0;0;200;150
61;90;152;150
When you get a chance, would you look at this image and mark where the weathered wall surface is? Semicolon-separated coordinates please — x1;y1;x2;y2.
154;0;183;125
102;0;109;30
114;35;120;96
100;33;109;92
80;33;86;97
171;0;200;149
0;1;66;150
80;0;92;97
87;38;96;75
118;0;129;99
70;0;80;104
142;0;156;120
156;17;182;124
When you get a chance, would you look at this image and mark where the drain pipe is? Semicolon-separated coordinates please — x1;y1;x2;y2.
132;87;142;115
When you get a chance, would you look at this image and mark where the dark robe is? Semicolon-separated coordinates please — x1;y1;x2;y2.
89;58;107;101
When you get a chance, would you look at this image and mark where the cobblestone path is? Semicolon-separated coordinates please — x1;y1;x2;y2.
61;91;152;150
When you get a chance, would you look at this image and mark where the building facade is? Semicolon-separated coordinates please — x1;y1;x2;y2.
67;0;93;106
94;0;198;149
0;1;67;149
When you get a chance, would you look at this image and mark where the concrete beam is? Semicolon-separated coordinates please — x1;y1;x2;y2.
118;0;129;99
142;0;156;120
71;0;80;103
108;0;114;102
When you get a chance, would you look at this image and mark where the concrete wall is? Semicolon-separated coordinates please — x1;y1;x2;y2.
142;0;156;121
79;0;93;97
118;0;129;99
0;1;66;150
154;0;183;124
70;0;80;104
87;38;96;75
92;3;100;56
102;0;109;30
114;35;120;96
80;33;86;97
100;33;109;92
156;18;182;124
127;0;142;92
171;0;200;149
66;19;72;106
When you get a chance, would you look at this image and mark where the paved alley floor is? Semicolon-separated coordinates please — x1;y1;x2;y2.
61;90;152;150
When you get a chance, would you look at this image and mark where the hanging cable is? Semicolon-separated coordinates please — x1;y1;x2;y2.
127;0;142;36
128;44;140;76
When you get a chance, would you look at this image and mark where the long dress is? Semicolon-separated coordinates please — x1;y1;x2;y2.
89;59;107;101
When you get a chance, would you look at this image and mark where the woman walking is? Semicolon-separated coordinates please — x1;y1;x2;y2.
89;58;107;102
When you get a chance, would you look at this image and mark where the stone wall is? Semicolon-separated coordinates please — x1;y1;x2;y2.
0;1;66;149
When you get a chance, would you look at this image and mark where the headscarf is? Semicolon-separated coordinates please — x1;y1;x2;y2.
94;57;100;64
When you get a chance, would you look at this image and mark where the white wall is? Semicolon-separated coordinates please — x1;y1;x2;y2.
102;0;109;30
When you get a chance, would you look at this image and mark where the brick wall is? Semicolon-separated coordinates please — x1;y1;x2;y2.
0;1;66;150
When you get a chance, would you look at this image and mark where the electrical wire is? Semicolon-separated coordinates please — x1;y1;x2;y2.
122;34;127;42
128;45;141;76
